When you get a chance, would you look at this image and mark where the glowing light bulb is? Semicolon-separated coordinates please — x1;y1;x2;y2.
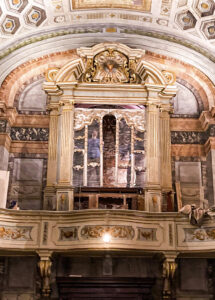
102;232;111;243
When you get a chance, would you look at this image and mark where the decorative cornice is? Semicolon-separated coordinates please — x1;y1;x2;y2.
0;26;215;64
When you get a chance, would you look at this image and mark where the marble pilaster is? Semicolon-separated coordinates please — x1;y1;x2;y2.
58;101;74;185
160;108;172;190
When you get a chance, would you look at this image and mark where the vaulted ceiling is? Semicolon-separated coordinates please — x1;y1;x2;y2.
1;0;215;49
0;0;215;86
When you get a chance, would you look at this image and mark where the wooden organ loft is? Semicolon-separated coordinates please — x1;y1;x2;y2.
43;43;177;212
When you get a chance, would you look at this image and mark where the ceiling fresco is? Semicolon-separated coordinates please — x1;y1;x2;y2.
0;0;215;59
72;0;152;11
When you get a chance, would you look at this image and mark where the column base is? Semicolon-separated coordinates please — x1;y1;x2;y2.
145;189;162;212
43;186;56;210
55;185;74;211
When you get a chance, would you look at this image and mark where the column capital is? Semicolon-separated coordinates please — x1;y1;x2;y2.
43;81;63;96
36;250;53;260
47;102;60;113
160;104;173;114
59;98;74;109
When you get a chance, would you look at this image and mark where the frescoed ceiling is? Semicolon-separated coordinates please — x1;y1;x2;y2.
0;0;215;51
0;0;215;87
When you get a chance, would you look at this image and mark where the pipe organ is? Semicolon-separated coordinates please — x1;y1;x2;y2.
43;43;177;212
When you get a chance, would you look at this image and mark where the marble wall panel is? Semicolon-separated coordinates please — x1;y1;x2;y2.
18;79;47;112
180;259;208;291
7;257;36;289
13;158;43;182
176;162;201;183
9;158;44;209
0;146;9;171
172;82;199;115
10;128;49;141
206;150;215;206
0;171;9;208
175;161;203;206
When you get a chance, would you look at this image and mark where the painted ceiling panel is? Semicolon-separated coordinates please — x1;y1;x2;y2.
0;0;214;57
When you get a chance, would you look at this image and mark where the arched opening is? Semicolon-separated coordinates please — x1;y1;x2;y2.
103;114;116;187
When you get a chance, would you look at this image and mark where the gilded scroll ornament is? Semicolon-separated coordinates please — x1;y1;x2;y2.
81;225;135;240
81;49;141;84
184;227;215;242
45;68;60;82
74;109;145;132
161;70;176;85
0;225;32;241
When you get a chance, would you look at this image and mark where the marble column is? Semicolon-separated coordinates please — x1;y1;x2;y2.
145;102;161;212
58;101;74;185
44;105;59;210
146;103;160;187
46;105;59;187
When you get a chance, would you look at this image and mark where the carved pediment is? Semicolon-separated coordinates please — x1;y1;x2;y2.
43;43;177;98
80;48;141;84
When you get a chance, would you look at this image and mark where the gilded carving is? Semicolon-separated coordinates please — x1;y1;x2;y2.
74;109;145;132
184;227;215;242
0;225;32;241
81;49;141;84
81;225;135;240
38;256;52;297
162;70;176;84
137;228;157;241
59;226;79;241
45;68;60;82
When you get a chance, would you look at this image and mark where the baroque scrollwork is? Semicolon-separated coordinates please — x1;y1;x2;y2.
81;225;135;240
81;49;141;84
0;225;32;241
74;109;145;132
184;228;215;242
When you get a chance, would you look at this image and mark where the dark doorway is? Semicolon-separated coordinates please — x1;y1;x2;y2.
57;277;154;300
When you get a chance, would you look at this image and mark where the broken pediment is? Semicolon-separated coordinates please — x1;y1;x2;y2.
44;43;176;91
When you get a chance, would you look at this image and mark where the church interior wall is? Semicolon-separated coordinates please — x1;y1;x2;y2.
0;29;215;298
